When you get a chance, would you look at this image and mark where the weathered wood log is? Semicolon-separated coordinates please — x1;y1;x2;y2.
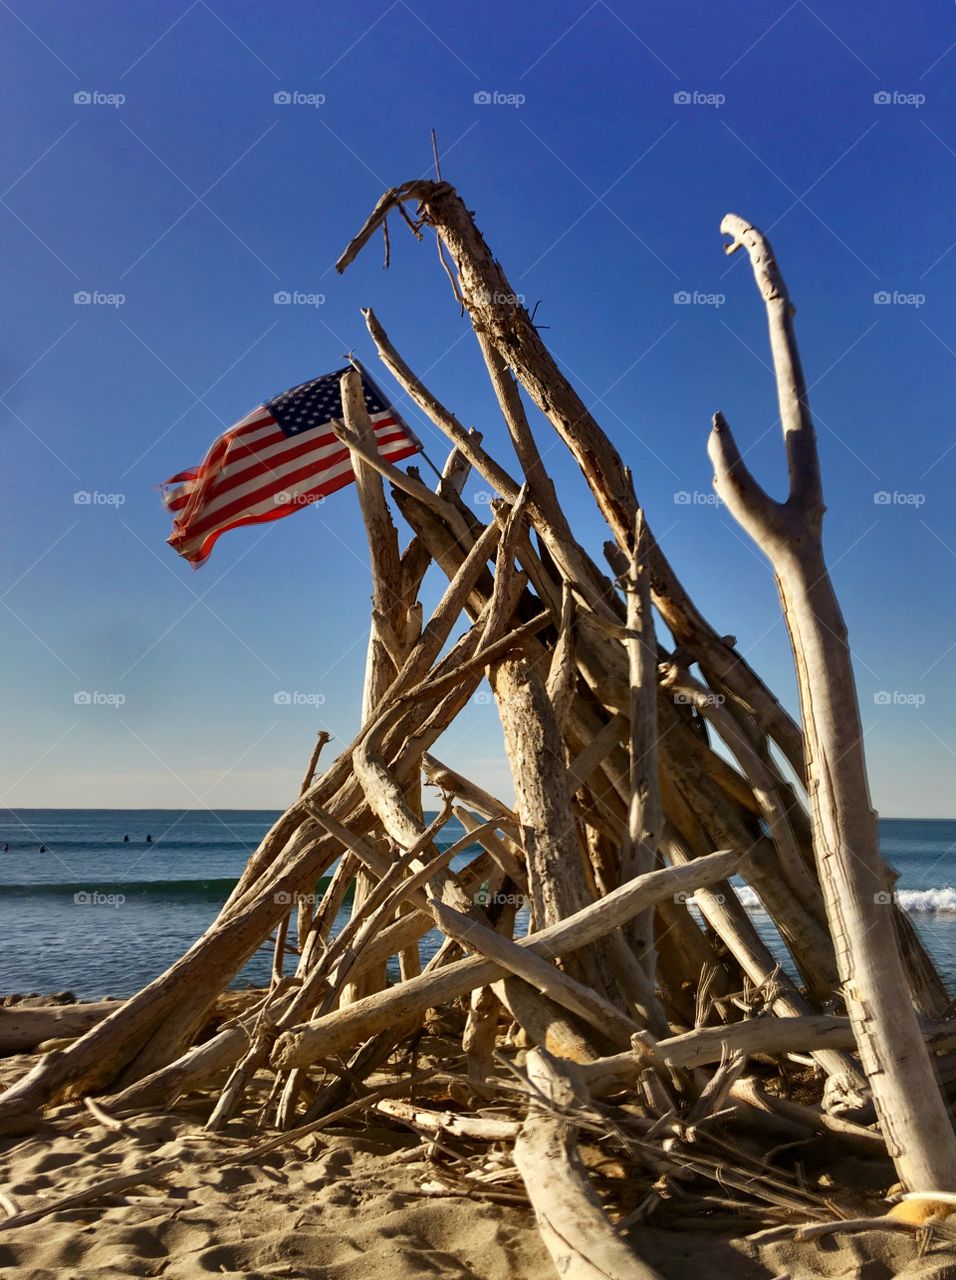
342;365;411;1000
490;657;670;1037
432;900;640;1051
272;852;738;1070
579;1013;956;1092
341;182;807;779
662;825;866;1105
712;213;956;1191
0;1002;118;1056
514;1048;663;1280
375;1097;520;1140
730;1077;886;1154
620;511;662;975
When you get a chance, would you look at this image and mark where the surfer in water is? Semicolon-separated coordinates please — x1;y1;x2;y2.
146;834;153;844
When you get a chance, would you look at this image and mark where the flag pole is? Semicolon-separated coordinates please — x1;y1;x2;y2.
347;355;445;484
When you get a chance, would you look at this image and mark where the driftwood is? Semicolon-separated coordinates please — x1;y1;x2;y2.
711;214;956;1192
514;1049;663;1280
2;179;954;1275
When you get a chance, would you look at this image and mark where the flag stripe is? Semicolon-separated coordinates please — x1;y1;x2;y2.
178;419;406;534
162;371;421;566
170;438;418;562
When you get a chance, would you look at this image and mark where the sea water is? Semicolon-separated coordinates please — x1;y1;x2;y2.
0;810;952;999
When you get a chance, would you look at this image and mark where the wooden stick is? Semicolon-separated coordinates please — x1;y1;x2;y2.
514;1048;663;1280
342;182;808;778
713;213;956;1191
272;852;737;1070
299;730;331;797
432;900;641;1050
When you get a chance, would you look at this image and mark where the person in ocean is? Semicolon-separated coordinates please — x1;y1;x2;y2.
146;834;152;844
124;834;129;843
38;845;47;853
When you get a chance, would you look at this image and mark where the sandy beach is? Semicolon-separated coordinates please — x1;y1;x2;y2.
2;1029;956;1280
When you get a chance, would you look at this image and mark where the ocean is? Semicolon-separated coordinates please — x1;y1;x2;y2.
0;810;953;1000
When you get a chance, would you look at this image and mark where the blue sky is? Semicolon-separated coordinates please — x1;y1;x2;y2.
1;0;954;815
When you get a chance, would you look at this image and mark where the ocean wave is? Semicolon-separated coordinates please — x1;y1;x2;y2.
0;874;339;901
687;884;956;914
895;887;956;913
0;878;242;901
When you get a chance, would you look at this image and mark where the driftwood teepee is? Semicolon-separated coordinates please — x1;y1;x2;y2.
3;180;955;1270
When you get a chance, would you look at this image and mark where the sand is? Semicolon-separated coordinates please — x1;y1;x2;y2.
1;1050;956;1279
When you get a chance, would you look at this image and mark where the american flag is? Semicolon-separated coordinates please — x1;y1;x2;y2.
162;366;421;566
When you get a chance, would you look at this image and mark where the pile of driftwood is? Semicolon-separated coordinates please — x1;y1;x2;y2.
2;181;956;1274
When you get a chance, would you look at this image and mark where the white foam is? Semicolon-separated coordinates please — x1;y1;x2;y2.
895;887;956;913
684;885;956;913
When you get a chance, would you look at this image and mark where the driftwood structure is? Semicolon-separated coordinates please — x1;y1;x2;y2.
2;180;955;1272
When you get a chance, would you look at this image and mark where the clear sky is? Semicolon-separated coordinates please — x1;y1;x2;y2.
1;1;954;816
